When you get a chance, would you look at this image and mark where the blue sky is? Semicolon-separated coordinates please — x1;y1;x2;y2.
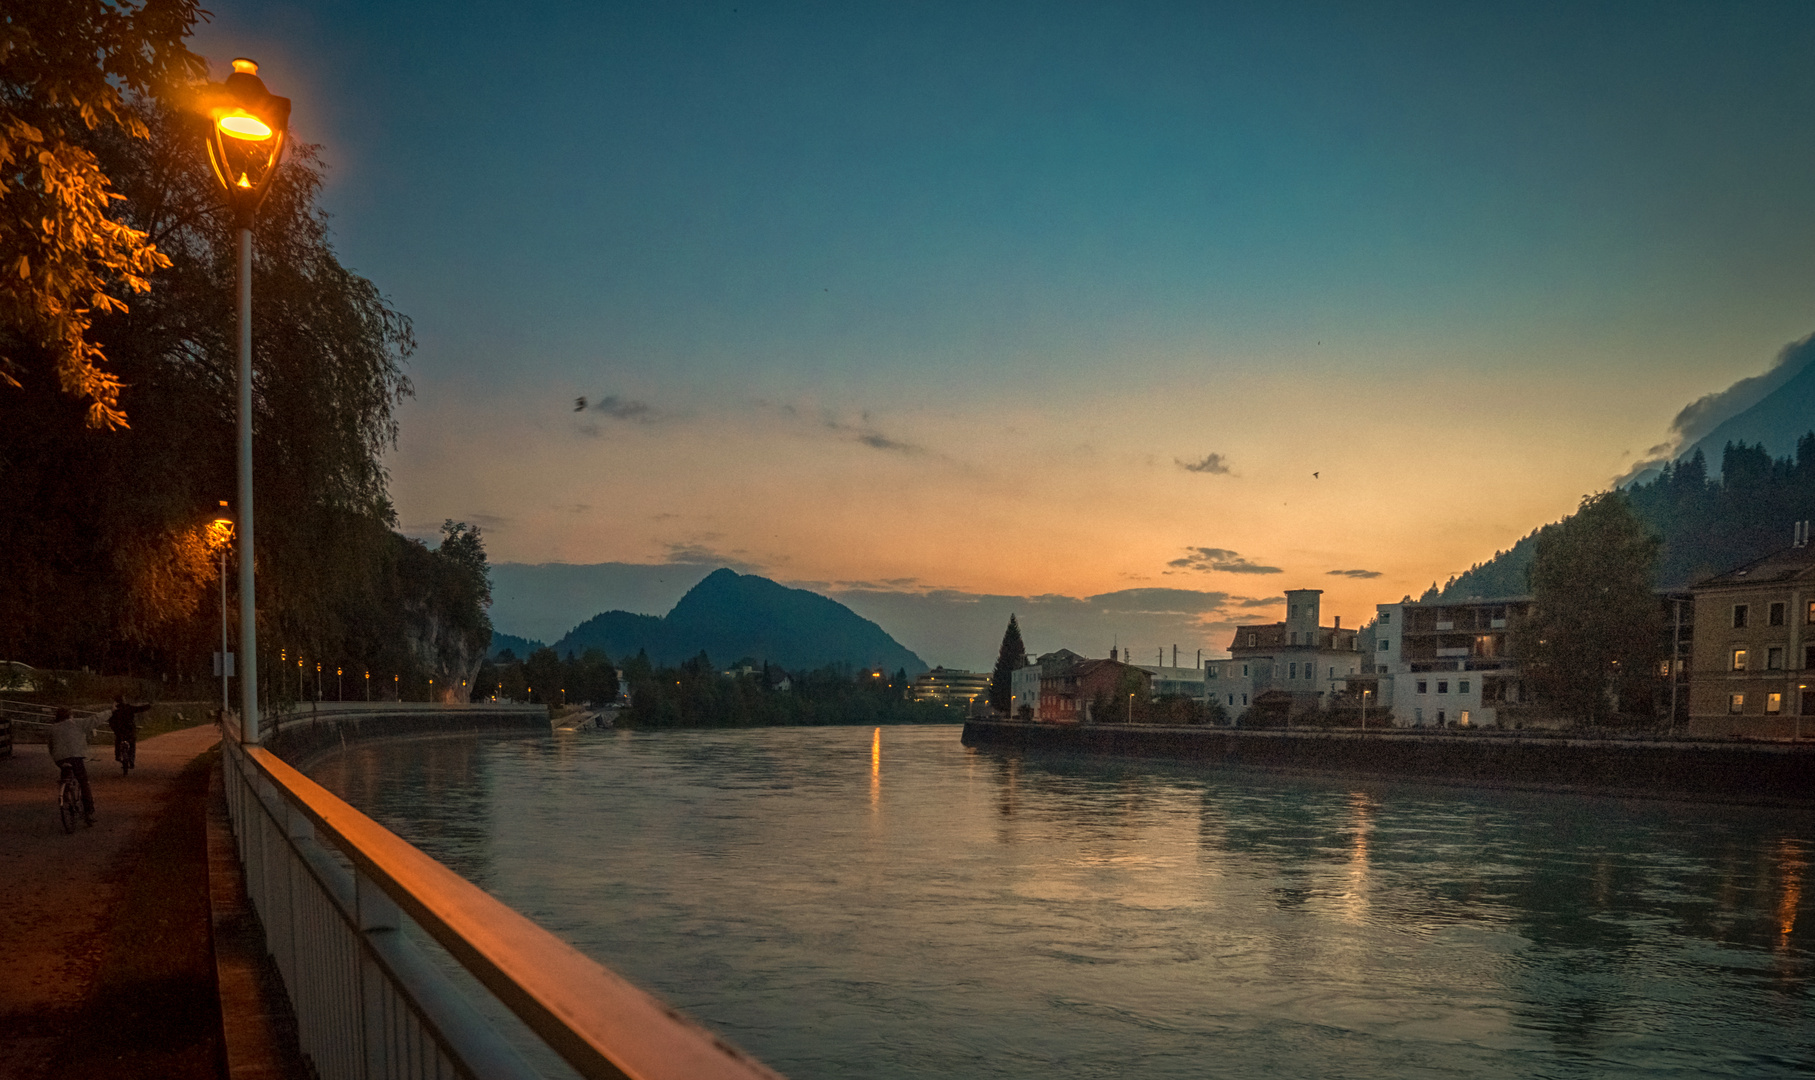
193;2;1815;665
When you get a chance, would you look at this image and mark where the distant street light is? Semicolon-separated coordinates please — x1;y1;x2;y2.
209;503;235;721
316;662;322;701
337;666;343;701
365;670;370;701
201;58;290;744
1361;688;1372;731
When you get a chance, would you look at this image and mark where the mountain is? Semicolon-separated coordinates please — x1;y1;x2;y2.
550;568;929;674
488;631;545;660
1442;434;1815;599
1676;353;1815;473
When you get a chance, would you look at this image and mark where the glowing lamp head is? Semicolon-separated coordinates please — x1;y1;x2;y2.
218;112;273;141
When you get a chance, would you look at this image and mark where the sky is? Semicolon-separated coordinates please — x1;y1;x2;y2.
192;2;1815;667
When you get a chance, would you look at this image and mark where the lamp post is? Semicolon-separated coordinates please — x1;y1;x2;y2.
209;503;235;720
203;58;290;743
337;666;343;701
365;670;371;701
1361;688;1371;731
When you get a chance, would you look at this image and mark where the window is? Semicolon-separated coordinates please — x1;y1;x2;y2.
1329;667;1336;679
1730;693;1745;714
1770;602;1786;627
1459;680;1470;694
1768;647;1784;670
1417;680;1428;694
1767;693;1783;715
1379;639;1390;651
1241;694;1248;706
1732;649;1748;672
1289;632;1297;646
1437;680;1449;694
1228;694;1235;706
1289;662;1298;678
1658;660;1671;677
1733;604;1748;629
1242;664;1249;677
1380;612;1391;625
1247;633;1257;647
1808;600;1815;625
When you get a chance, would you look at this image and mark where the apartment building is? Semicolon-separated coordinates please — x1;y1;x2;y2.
910;666;991;706
1374;595;1533;726
1205;589;1361;718
1687;523;1815;736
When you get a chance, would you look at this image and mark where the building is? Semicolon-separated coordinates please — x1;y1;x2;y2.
1687;523;1815;736
1374;595;1532;727
1011;649;1084;718
1205;589;1362;718
1037;656;1152;722
1136;665;1208;701
910;667;991;707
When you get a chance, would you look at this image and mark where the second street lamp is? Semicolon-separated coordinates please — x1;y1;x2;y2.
201;58;291;744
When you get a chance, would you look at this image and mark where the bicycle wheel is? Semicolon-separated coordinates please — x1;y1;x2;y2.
59;781;78;833
120;743;132;775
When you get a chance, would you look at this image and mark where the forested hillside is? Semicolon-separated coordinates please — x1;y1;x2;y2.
1442;436;1815;599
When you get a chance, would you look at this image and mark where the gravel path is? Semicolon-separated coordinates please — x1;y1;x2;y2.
0;723;222;1080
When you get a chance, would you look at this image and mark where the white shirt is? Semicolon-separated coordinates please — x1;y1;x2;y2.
47;715;99;762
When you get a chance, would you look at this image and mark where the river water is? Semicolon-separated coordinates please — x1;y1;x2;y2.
309;724;1814;1079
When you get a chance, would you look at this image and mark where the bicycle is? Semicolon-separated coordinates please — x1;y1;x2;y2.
116;736;135;775
58;760;89;833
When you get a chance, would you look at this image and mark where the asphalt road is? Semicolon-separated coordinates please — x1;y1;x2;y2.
0;723;222;1080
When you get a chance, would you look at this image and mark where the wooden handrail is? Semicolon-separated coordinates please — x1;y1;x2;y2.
240;744;783;1080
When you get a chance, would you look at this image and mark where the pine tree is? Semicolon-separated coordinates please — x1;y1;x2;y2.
987;614;1029;715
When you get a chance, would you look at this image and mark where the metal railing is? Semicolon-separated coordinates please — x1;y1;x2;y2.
221;726;783;1080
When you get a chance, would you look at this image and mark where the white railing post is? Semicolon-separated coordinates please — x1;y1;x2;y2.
356;870;399;1080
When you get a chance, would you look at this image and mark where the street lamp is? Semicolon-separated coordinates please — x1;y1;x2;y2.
337;666;343;701
365;670;370;701
1361;688;1371;731
208;502;235;720
202;58;290;744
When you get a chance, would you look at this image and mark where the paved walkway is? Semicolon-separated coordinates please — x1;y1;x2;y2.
0;723;222;1080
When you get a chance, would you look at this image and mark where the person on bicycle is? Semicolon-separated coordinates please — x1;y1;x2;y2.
108;695;151;771
48;707;99;824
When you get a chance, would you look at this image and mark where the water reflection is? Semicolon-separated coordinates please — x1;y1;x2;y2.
311;726;1815;1080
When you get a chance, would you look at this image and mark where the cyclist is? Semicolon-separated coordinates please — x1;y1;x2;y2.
48;707;99;825
107;695;152;773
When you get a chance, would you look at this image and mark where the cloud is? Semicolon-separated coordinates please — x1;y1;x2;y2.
1615;332;1815;483
1326;568;1382;579
1236;595;1285;608
661;537;764;574
576;395;657;436
1167;547;1283;575
1176;453;1232;475
822;410;928;456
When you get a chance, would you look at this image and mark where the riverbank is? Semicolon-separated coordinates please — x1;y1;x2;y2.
961;719;1815;805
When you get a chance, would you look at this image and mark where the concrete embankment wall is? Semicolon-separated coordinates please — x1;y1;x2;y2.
961;720;1815;805
263;704;551;771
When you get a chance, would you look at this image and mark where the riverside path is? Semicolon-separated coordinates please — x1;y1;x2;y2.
0;723;223;1080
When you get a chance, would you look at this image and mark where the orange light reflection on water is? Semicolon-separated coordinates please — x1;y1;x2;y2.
1777;837;1805;947
870;727;881;810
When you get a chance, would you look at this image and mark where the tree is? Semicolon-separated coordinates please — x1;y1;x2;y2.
1;0;206;427
0;97;417;679
987;614;1028;714
1515;491;1662;725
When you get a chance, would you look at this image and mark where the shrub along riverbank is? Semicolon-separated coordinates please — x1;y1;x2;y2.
619;654;955;728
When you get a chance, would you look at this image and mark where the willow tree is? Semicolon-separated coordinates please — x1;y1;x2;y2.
0;97;419;677
0;0;205;428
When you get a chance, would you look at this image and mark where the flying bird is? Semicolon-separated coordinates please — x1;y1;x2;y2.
1313;471;1320;479
574;396;587;412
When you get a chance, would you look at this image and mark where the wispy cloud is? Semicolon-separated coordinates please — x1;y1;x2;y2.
823;410;928;456
662;536;764;573
1235;595;1285;608
1326;568;1382;579
1167;547;1283;575
575;394;657;436
1176;452;1232;475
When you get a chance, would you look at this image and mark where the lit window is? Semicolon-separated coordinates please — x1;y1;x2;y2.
1732;649;1748;671
1459;680;1470;694
1733;605;1748;629
1808;600;1815;625
1730;693;1745;714
1658;661;1671;677
1437;681;1449;694
1417;681;1428;694
1767;693;1783;715
1770;602;1786;627
1768;647;1784;670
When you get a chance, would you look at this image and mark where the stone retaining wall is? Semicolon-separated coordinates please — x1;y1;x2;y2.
262;706;551;771
961;720;1815;805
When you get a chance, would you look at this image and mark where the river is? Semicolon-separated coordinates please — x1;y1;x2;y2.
308;724;1814;1078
